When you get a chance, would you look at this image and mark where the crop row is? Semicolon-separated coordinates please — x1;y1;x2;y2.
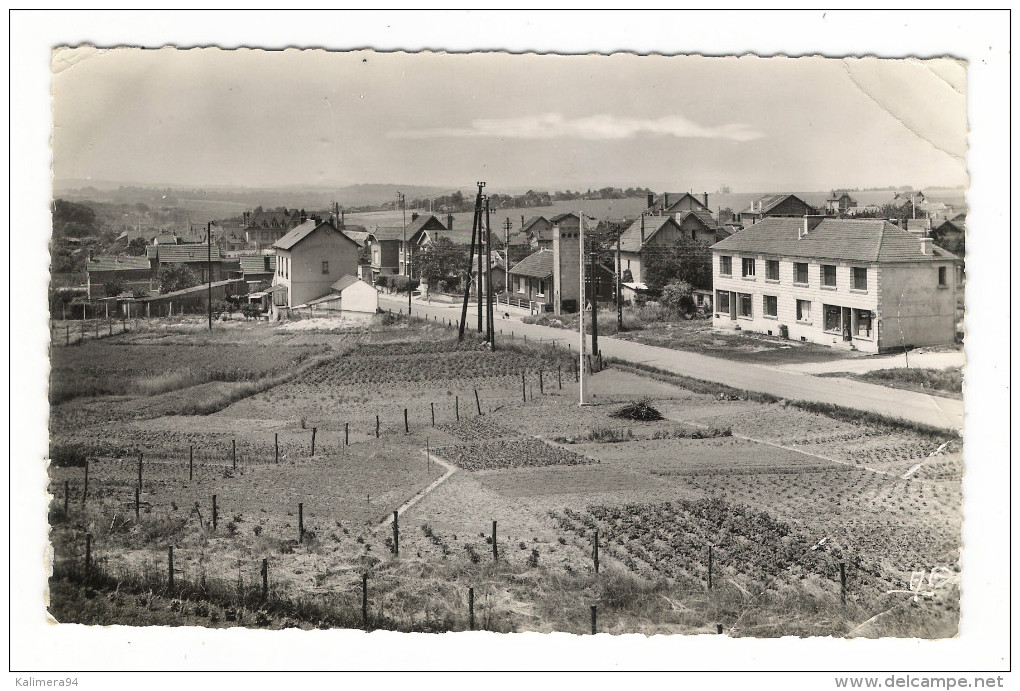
431;439;594;471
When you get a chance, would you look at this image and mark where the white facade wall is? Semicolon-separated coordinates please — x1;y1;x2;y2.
340;280;379;314
712;250;881;352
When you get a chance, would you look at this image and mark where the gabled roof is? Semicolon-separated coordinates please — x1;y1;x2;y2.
86;256;151;272
618;215;683;253
741;194;814;216
508;249;555;279
647;192;710;214
828;189;857;201
249;209;302;228
711;217;959;263
273;221;360;251
521;216;550;234
239;254;277;275
157;245;223;263
675;209;718;229
405;214;447;237
153;233;178;245
367;227;405;242
937;218;966;233
550;212;579;224
343;230;371;247
331;274;367;293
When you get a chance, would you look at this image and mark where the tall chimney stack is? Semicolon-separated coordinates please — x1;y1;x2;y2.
703;192;709;208
920;237;932;255
411;212;420;222
646;192;654;210
447;213;454;230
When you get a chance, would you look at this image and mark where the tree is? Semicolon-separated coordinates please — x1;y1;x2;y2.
125;237;149;255
411;236;469;289
643;244;713;294
659;280;696;315
101;276;125;298
156;264;199;294
52;199;99;239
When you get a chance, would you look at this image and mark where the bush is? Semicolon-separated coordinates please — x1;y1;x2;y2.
389;275;419;293
610;400;663;421
660;280;696;315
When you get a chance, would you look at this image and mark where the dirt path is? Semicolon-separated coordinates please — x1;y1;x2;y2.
377;449;457;527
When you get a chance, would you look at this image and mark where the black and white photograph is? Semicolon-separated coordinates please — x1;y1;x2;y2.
9;9;1011;684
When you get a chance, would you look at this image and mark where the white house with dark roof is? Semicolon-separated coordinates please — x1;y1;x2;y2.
271;220;361;308
739;194;816;228
711;216;960;353
507;249;555;310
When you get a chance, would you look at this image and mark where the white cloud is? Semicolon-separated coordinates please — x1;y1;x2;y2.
388;113;764;142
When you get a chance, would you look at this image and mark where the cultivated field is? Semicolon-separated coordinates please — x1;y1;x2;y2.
47;316;962;637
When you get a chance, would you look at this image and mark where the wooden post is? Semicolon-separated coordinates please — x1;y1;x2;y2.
431;402;435;427
63;480;69;515
469;587;475;630
362;573;369;630
558;365;562;389
189;446;193;481
840;561;847;605
311;427;317;455
404;409;409;433
275;433;279;463
167;546;174;595
474;389;482;416
137;452;143;491
84;533;92;582
574;358;579;382
593;529;599;574
539;370;544;395
591;605;597;635
392;511;399;556
708;545;714;590
521;372;527;403
135;487;140;521
455;396;460;421
376;415;380;438
65;324;69;346
82;460;88;508
298;503;304;543
212;495;218;531
717;623;724;635
262;558;268;600
492;520;498;562
232;439;236;470
345;422;350;446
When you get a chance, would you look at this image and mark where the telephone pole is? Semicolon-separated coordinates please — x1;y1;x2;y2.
207;222;212;330
459;183;485;340
477;196;485;334
485;197;495;347
578;211;588;406
398;192;410;316
616;223;623;331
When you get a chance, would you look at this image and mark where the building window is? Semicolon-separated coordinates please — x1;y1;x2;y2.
796;299;811;323
719;256;732;276
852;267;868;291
742;257;756;278
938;266;948;288
738;293;752;318
854;309;873;338
322;261;329;274
716;290;730;314
765;260;779;281
794;262;809;285
517;277;525;294
537;280;546;297
822;264;837;288
763;295;778;318
823;304;841;332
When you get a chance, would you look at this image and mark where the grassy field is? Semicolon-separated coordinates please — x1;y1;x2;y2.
47;316;961;636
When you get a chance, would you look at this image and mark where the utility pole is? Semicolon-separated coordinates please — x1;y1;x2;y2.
399;192;410;316
477;196;485;334
578;211;588;405
207;222;212;330
503;217;512;274
459;183;485;340
616;223;623;331
590;248;599;358
485;196;495;348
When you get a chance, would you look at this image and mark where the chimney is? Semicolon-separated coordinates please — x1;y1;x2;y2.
412;212;420;222
703;192;708;207
646;192;654;209
662;193;669;211
447;213;454;230
300;210;307;222
800;215;826;239
920;237;932;255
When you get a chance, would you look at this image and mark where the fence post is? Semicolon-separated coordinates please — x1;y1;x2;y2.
212;495;218;531
717;623;724;635
262;558;268;600
232;439;236;470
521;372;526;403
345;422;350;446
708;545;714;590
539;370;544;395
492;520;498;562
574;358;579;382
840;561;847;605
469;587;475;631
362;573;369;630
404;409;409;434
63;480;69;515
376;415;380;438
65;324;69;346
84;533;92;583
455;396;460;421
81;460;89;508
275;433;279;463
311;427;317;455
392;511;399;556
591;605;597;635
431;402;435;427
167;546;174;595
137;452;143;491
298;503;304;543
474;390;482;416
189;446;193;481
558;365;562;389
593;529;599;574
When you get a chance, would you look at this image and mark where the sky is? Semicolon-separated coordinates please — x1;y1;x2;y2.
52;48;968;194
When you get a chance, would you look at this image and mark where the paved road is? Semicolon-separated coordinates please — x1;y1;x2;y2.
381;296;964;433
780;350;966;375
